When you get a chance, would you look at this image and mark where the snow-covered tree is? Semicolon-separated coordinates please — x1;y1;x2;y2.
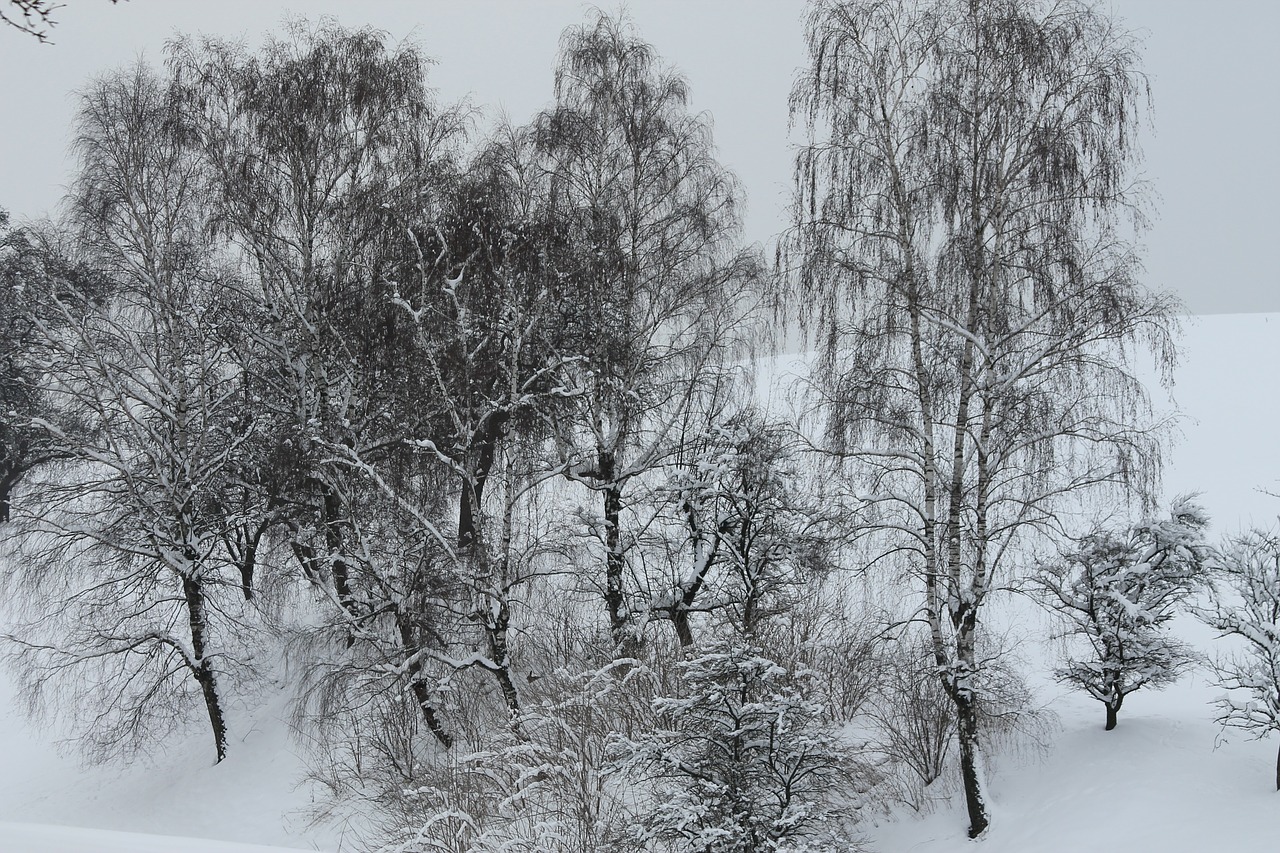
384;660;655;853
0;211;108;523
788;0;1172;835
655;410;837;647
612;643;869;852
2;64;250;763
1196;529;1280;790
169;20;468;749
1035;497;1209;730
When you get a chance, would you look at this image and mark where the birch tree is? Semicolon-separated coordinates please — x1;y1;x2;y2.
789;0;1174;835
3;64;247;763
534;10;758;653
168;21;466;747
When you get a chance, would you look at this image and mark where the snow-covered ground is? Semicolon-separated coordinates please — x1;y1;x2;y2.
0;668;339;851
867;670;1280;852
0;823;316;853
1;313;1277;852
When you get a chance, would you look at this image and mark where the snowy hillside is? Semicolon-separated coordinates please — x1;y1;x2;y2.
868;666;1280;852
2;313;1278;853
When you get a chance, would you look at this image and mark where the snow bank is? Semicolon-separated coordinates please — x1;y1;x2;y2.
0;822;319;853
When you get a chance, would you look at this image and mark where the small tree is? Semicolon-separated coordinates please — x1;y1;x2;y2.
1034;494;1203;727
612;642;868;852
1196;529;1280;790
1035;497;1209;730
656;409;836;647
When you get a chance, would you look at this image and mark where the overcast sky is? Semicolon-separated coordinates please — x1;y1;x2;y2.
1;0;1276;314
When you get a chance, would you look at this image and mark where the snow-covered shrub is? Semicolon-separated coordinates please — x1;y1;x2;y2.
612;642;873;852
1195;529;1280;790
381;659;656;853
1034;497;1210;729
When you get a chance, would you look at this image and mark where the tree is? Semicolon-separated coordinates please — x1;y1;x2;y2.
657;409;837;646
534;10;757;653
169;20;468;748
0;210;108;522
789;0;1173;836
612;643;867;852
1196;529;1280;790
1034;497;1209;730
3;64;247;763
367;128;580;723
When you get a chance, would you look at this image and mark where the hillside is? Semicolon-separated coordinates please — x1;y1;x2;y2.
1;313;1277;852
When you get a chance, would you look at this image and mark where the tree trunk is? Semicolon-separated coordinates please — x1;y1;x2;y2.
485;598;521;719
182;574;228;763
954;691;989;838
1274;738;1279;791
409;678;454;749
0;455;24;524
458;411;507;551
673;609;694;647
1105;701;1119;731
394;613;454;749
230;517;270;601
598;451;631;651
321;485;355;615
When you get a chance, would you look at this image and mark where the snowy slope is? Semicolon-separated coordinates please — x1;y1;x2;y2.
0;666;339;851
0;823;317;853
0;313;1277;852
864;602;1280;852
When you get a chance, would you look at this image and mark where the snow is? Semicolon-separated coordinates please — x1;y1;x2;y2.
866;667;1280;852
1;314;1278;852
0;822;312;853
0;667;339;851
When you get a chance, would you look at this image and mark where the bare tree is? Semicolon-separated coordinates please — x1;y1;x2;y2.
788;0;1173;835
366;129;580;722
0;211;109;523
656;409;838;646
168;20;467;748
3;64;247;763
1196;529;1280;790
534;10;758;652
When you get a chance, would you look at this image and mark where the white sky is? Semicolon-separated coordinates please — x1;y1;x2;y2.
1;0;1276;314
